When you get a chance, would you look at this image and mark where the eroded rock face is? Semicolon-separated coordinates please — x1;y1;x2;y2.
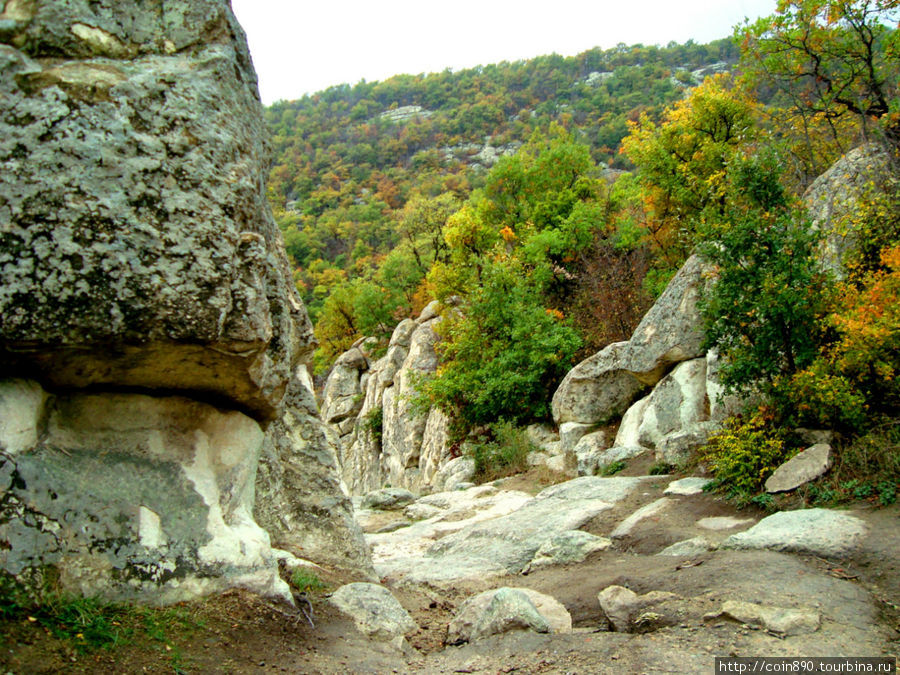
0;380;288;603
0;0;310;420
0;0;369;602
321;306;454;494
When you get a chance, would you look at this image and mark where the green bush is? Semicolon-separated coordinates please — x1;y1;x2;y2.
702;415;791;499
362;406;384;444
467;420;535;482
600;460;627;476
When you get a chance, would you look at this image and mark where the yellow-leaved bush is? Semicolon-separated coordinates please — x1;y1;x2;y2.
702;414;791;496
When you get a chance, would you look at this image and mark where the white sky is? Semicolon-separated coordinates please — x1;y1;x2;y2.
230;0;777;105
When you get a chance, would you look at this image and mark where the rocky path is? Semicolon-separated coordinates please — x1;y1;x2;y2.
307;465;898;674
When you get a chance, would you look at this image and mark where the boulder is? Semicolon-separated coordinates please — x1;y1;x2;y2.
597;585;678;632
623;254;711;384
664;477;712;496
329;583;417;641
524;531;612;571
709;601;820;636
722;509;868;557
657;537;712;557
804;143;896;277
636;358;709;449
0;381;288;603
361;488;418;511
765;444;832;493
551;342;647;425
447;587;571;644
0;0;310;421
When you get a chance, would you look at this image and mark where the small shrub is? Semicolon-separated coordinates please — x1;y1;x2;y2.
362;406;383;444
701;414;791;500
648;461;674;475
600;460;627;476
290;569;327;596
468;420;534;482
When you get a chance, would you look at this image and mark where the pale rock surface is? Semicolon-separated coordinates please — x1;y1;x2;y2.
523;530;612;571
765;444;832;493
613;394;651;447
559;422;593;452
0;382;289;603
622;254;711;384
254;373;373;578
577;443;646;477
723;509;868;557
664;477;712;496
657;537;713;557
637;358;709;449
697;517;755;531
551;341;646;425
361;487;418;511
447;587;571;644
804;143;896;277
611;498;673;539
711;600;821;636
329;582;418;640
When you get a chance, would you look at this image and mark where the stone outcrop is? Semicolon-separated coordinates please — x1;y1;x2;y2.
552;254;711;427
0;0;369;602
447;587;572;644
804;143;896;277
321;302;455;494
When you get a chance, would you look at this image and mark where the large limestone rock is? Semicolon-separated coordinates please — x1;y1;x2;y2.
722;509;868;558
0;1;370;602
804;143;896;277
446;587;572;644
622;254;711;384
0;380;288;603
551;341;646;425
552;255;711;426
636;358;710;449
0;0;310;421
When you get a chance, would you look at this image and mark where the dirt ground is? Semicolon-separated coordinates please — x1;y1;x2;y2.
2;465;898;674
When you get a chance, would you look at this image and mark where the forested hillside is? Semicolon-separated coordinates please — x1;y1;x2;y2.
264;38;739;363
267;0;899;509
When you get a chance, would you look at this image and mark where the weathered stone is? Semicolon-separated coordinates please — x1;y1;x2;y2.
697;517;755;531
254;372;374;578
361;488;418;511
524;531;612;571
637;358;709;449
664;477;712;496
0;382;289;603
598;585;678;632
577;442;646;477
551;342;647;425
329;583;417;640
711;601;820;636
0;0;310;421
623;254;712;384
431;456;476;492
559;422;593;452
765;444;832;493
804;143;896;277
611;498;673;539
657;537;712;557
614;395;651;447
655;426;716;466
0;379;47;454
447;587;571;644
722;509;868;557
572;430;609;475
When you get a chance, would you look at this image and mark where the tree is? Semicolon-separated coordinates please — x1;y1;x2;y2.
622;74;760;266
739;0;900;146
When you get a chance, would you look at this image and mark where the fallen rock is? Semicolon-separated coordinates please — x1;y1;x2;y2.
361;488;418;511
722;509;868;557
524;531;612;571
329;583;418;640
447;587;571;644
623;254;711;384
765;444;832;493
657;537;713;557
597;585;678;632
709;600;820;636
551;342;647;425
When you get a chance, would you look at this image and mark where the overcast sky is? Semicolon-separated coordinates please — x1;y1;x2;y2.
230;0;777;105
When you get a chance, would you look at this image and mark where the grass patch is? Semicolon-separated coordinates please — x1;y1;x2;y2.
599;460;627;476
290;568;328;596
